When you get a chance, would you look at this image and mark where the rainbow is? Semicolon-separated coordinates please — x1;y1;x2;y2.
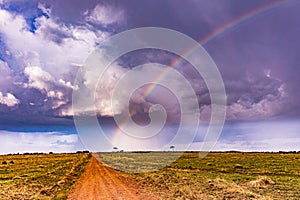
143;0;288;98
111;0;289;142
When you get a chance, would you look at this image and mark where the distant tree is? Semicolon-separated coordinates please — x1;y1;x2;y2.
170;145;175;152
113;147;118;152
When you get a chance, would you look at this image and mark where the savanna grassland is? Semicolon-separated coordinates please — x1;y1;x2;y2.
100;152;300;199
0;153;91;200
1;152;299;200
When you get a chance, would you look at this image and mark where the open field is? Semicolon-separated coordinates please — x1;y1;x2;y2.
1;152;299;199
99;152;300;199
0;153;91;200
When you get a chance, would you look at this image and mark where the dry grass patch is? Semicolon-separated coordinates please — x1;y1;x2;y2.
122;152;300;199
210;178;259;199
248;176;275;188
0;153;91;200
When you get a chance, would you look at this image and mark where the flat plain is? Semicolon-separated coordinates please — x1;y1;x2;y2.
0;153;90;200
1;152;299;199
100;152;300;199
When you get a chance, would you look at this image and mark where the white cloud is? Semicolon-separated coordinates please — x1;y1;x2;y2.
0;0;11;5
85;4;125;25
0;60;13;92
37;2;51;17
185;137;300;152
0;7;107;75
0;6;196;121
23;66;69;109
0;8;112;113
94;63;128;116
0;92;19;107
0;0;7;5
226;84;287;120
24;66;54;91
59;79;78;90
0;131;84;154
85;62;198;118
186;120;300;152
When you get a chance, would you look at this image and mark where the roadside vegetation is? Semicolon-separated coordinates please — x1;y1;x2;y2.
0;153;91;200
100;152;300;199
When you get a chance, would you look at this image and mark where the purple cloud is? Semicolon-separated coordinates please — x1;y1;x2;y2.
0;0;299;127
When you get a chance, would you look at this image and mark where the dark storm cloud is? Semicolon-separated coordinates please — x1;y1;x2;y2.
202;0;300;119
98;0;299;120
0;0;299;127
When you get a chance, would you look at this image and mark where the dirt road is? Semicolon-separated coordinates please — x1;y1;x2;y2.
67;156;157;200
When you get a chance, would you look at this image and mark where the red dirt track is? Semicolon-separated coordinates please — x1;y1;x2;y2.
67;156;157;200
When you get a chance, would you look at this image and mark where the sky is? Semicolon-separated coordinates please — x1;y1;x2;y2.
0;0;299;153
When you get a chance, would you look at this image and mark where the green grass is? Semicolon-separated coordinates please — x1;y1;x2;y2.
0;153;91;200
100;152;300;199
98;152;182;172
